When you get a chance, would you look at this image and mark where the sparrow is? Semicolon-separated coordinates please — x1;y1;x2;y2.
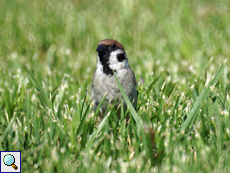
91;39;137;117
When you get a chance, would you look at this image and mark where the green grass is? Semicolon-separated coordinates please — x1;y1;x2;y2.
1;0;230;172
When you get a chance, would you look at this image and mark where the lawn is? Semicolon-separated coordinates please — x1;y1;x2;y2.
1;0;230;172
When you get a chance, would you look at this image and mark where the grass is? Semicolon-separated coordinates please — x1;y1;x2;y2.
1;0;230;172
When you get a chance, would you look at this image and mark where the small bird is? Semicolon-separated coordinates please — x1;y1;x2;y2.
91;39;137;117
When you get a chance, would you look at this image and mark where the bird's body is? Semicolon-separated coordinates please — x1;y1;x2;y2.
91;39;137;117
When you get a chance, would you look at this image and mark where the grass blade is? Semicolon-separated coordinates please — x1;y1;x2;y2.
85;113;109;150
180;64;224;132
113;72;143;132
23;66;52;109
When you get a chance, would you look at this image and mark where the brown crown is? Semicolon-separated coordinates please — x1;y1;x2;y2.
97;39;125;53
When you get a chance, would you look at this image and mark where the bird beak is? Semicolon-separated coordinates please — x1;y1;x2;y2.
96;44;106;53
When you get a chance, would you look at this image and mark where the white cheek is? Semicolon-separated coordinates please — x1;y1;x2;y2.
109;50;129;70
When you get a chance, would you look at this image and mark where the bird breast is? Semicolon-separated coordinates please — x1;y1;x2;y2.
92;67;136;105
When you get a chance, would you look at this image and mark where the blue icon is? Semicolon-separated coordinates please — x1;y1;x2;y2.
3;154;18;170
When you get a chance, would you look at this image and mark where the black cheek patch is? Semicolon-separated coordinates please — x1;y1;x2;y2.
117;53;126;62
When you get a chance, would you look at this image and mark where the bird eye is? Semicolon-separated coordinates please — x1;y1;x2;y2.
117;53;126;62
112;44;116;49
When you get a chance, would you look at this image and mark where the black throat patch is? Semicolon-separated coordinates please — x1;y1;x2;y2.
99;52;113;76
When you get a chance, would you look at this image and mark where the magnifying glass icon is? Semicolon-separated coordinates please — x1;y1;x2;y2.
3;154;18;170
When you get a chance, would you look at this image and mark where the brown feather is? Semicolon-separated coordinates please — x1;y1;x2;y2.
98;39;126;54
